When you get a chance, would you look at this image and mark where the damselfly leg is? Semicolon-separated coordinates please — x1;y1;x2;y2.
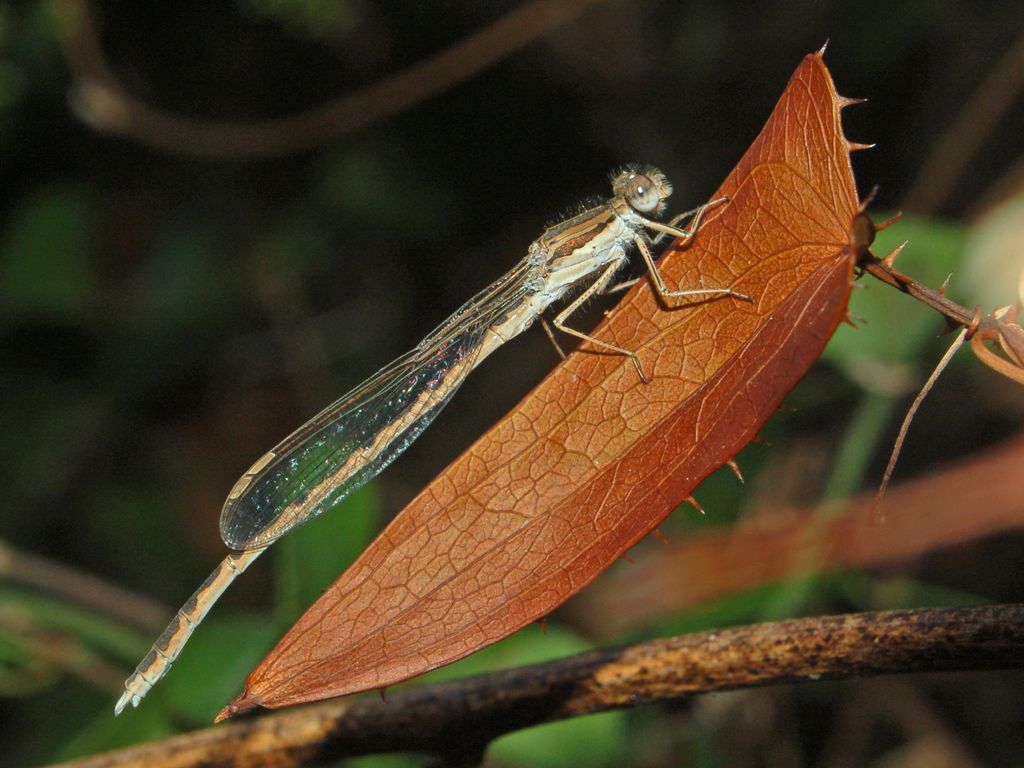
552;257;650;383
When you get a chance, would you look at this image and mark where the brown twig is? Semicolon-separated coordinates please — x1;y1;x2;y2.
56;0;606;158
857;243;1024;385
857;250;984;331
54;604;1024;768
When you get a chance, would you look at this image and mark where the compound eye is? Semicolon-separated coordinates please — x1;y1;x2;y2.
625;175;660;213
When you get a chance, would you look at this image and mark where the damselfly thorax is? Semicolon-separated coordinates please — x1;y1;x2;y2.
115;164;749;715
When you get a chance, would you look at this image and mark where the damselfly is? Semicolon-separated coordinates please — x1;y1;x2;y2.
115;165;747;714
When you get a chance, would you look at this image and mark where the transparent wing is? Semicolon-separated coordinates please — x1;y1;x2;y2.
220;256;535;550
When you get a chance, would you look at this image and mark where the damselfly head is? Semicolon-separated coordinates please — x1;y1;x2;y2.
612;165;673;217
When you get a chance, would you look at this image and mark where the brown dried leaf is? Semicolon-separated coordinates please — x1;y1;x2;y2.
221;50;861;716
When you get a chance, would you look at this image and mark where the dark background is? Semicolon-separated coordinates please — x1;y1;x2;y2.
1;1;1022;765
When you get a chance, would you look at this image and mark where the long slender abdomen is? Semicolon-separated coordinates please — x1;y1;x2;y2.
114;548;263;714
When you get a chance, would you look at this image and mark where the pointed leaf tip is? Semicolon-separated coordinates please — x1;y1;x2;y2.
215;695;256;723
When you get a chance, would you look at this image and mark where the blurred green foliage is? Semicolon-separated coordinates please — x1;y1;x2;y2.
0;184;98;318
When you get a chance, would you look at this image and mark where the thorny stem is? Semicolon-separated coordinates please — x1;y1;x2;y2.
849;201;1017;350
854;240;1023;381
852;211;1023;512
857;243;1024;385
856;252;988;334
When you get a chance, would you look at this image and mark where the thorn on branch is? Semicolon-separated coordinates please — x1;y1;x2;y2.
882;241;908;268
